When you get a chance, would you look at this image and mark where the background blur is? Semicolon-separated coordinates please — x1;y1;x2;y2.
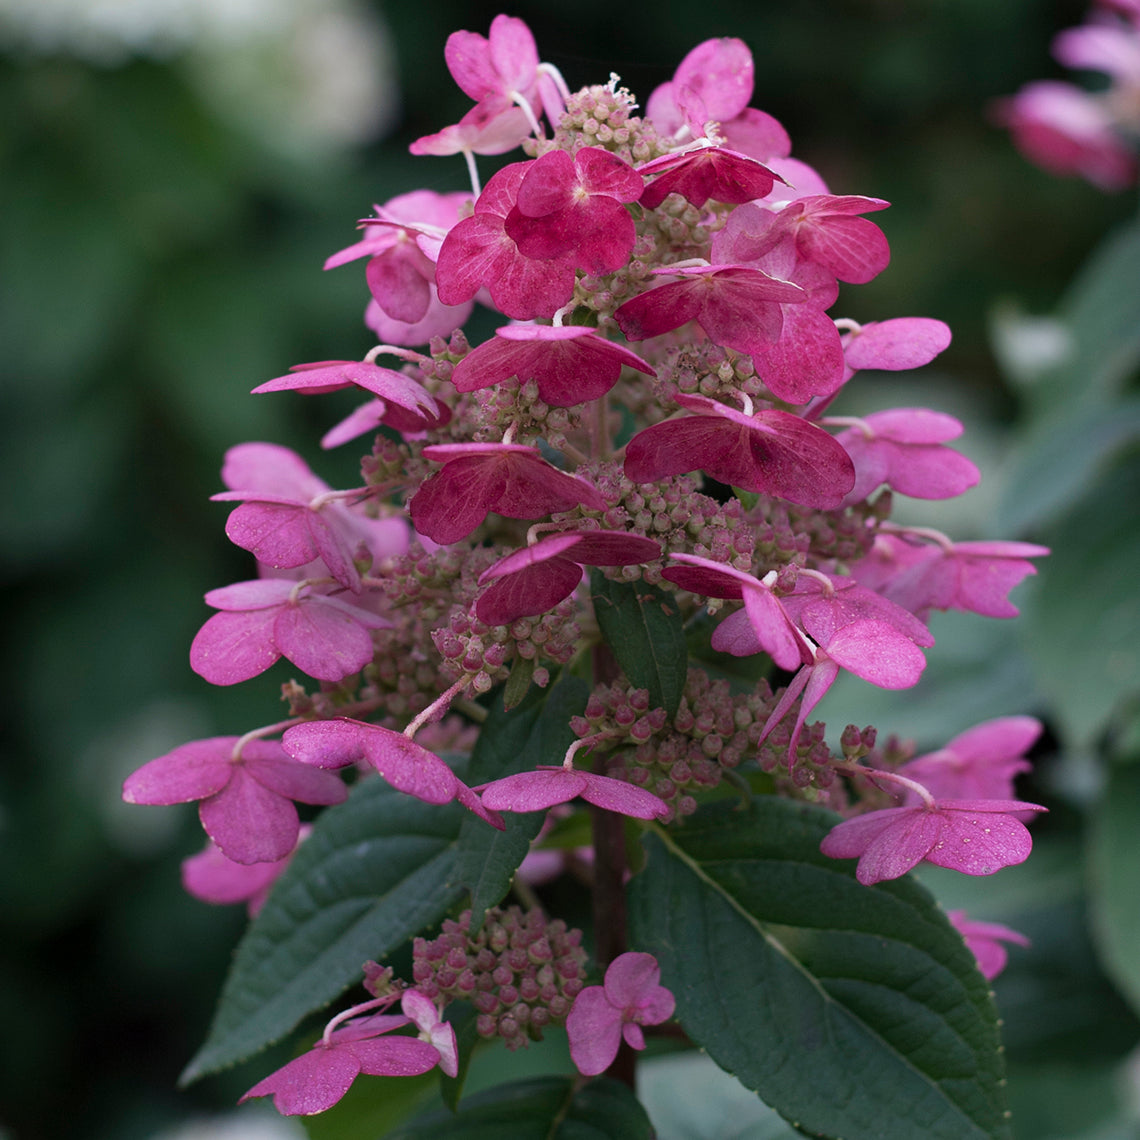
2;1;1138;1137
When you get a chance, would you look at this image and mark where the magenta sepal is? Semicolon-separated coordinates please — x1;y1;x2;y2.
834;408;980;505
123;737;346;865
252;360;438;417
475;530;661;625
819;798;1048;885
191;582;389;685
240;1032;439;1116
624;394;855;509
841;318;953;372
435;163;577;320
565;951;675;1076
638;145;783;210
478;766;670;820
663;554;809;671
505;147;642;275
283;719;504;829
948;910;1031;981
450;325;654;408
410;442;607;545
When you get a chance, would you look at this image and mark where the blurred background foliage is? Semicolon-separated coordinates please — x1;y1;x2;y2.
1;0;1138;1137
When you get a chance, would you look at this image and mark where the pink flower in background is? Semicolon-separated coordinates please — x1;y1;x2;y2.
855;534;1050;620
899;717;1042;803
948;910;1030;980
566;952;675;1075
820;798;1047;885
181;826;310;914
123;738;345;865
995;81;1137;190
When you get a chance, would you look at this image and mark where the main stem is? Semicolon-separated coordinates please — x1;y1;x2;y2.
590;641;636;1088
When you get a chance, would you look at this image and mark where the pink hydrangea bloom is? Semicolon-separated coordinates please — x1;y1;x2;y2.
410;443;607;545
283;718;503;829
830;408;981;506
566;952;675;1075
840;317;953;374
819;798;1047;885
505;147;643;274
190;579;389;685
637;145;782;210
123;737;345;865
948;910;1030;980
898;716;1041;803
450;324;654;408
435;162;577;320
475;530;661;625
623;393;855;509
995;80;1137;190
323;190;474;337
853;534;1050;620
239;1009;440;1116
478;766;670;820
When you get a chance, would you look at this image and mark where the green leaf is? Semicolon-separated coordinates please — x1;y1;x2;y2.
181;778;470;1084
503;653;536;710
1041;217;1140;410
1024;451;1140;746
388;1076;654;1139
1090;764;1140;1018
456;674;589;924
590;571;687;717
629;799;1011;1140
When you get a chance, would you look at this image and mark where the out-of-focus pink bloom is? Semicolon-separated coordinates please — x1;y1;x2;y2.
123;738;345;865
853;534;1050;620
830;408;980;506
820;798;1047;885
566;952;675;1075
283;718;503;829
181;825;310;915
476;530;661;625
623;393;855;509
409;442;607;545
478;765;670;820
995;80;1137;190
450;325;654;408
948;910;1030;980
899;716;1042;803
